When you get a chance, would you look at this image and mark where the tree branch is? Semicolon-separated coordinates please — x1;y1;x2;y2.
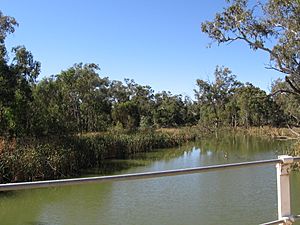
270;89;298;96
285;76;300;95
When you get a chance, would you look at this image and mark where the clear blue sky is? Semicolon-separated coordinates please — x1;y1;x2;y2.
2;0;283;97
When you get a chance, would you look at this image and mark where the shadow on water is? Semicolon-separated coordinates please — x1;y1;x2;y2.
83;159;148;175
0;190;17;198
83;143;194;176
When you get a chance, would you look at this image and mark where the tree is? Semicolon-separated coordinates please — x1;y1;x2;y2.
194;66;241;127
201;0;300;95
109;80;130;104
125;79;155;128
31;76;73;135
235;83;272;127
0;11;18;59
55;63;111;133
0;11;40;136
109;79;155;130
0;11;19;135
272;79;300;126
11;46;41;135
153;91;186;128
111;100;140;131
183;96;199;126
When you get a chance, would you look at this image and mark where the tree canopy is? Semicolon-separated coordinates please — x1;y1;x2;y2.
0;11;41;136
201;0;300;95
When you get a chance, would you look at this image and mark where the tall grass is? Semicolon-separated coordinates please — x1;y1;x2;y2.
0;127;202;183
232;126;300;139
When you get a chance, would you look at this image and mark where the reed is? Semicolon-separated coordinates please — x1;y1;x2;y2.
232;126;300;139
0;127;202;183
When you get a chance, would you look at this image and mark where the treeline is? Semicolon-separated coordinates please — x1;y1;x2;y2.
194;66;299;128
1;11;299;139
1;62;299;138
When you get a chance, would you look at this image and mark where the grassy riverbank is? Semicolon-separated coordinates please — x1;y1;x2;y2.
1;126;299;183
0;127;202;183
231;126;300;140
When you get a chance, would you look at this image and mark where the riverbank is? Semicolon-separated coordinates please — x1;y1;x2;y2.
1;126;299;183
231;126;300;140
0;127;203;183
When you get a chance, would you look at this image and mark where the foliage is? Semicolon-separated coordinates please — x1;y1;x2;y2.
0;11;40;137
194;66;242;127
272;79;300;126
201;0;300;95
194;67;284;128
153;91;187;128
235;83;279;127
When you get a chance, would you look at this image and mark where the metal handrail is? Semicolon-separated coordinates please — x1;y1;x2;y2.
0;158;290;192
261;215;300;225
260;219;286;225
1;156;299;225
293;156;300;161
295;215;300;220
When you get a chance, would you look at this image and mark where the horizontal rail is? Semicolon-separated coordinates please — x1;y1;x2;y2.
260;214;300;225
260;219;286;225
294;156;300;162
0;158;286;192
294;215;300;221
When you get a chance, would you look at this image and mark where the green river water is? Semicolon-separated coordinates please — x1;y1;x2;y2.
0;134;299;225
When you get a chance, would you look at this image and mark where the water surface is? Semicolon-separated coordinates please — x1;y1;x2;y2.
0;134;299;225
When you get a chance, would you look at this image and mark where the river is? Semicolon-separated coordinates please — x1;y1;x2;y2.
0;134;299;225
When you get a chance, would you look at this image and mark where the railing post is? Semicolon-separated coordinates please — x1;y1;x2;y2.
276;155;294;225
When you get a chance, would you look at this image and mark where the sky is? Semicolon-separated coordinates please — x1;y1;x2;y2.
1;0;283;98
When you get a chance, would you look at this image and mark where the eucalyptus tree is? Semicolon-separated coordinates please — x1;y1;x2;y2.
153;91;186;127
183;96;199;126
0;11;19;135
109;79;133;130
272;79;300;126
0;11;18;58
126;79;155;128
109;80;130;104
110;79;155;130
31;77;65;135
55;63;111;133
194;66;241;127
201;0;300;96
111;100;140;130
0;11;40;136
235;83;272;127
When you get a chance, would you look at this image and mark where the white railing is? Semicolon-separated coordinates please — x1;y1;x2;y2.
1;155;300;225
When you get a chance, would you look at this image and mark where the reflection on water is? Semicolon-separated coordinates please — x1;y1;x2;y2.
0;134;299;225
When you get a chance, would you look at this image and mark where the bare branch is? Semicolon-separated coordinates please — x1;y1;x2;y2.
270;89;298;96
285;76;300;95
